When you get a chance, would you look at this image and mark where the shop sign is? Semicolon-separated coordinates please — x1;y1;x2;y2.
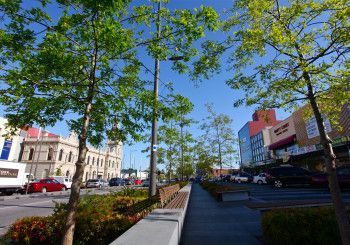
0;140;12;160
273;122;290;137
0;168;19;178
306;116;332;139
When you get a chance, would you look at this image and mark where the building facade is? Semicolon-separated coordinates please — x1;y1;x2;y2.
0;117;27;162
238;110;279;167
20;129;122;181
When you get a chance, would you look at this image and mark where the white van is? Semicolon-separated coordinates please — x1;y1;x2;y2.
51;176;72;189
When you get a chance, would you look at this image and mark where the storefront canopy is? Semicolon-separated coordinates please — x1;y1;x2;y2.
268;135;296;150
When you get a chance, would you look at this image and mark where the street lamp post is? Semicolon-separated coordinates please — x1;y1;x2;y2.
149;0;161;197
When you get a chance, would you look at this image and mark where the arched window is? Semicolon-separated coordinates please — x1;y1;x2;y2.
108;160;111;167
92;157;95;165
28;148;34;160
59;149;63;161
87;156;90;165
47;147;53;160
68;151;72;162
66;170;70;177
85;172;89;181
97;158;99;167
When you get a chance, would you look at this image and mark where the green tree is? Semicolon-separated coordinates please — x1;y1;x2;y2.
200;103;237;175
0;1;219;244
192;139;216;177
200;0;350;242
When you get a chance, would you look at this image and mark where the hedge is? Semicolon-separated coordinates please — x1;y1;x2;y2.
262;207;350;245
4;188;153;245
4;183;185;245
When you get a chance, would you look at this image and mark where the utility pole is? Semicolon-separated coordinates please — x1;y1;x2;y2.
26;127;41;194
149;0;161;197
180;120;184;181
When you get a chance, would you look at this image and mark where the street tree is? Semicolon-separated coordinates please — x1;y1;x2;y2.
0;1;219;244
192;139;216;177
194;0;350;243
200;103;237;175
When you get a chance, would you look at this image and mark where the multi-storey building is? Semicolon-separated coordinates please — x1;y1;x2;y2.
238;110;279;167
0;117;27;162
20;128;122;181
251;127;273;165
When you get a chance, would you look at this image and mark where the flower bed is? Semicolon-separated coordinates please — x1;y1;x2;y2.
4;188;160;245
200;181;249;201
262;207;350;245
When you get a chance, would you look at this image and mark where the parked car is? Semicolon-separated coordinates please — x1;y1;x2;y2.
253;173;267;185
22;178;66;193
311;166;350;187
265;166;312;188
222;174;232;182
134;179;142;185
230;174;237;182
234;173;253;183
109;177;125;186
124;179;134;185
86;179;108;188
51;176;72;189
142;179;150;187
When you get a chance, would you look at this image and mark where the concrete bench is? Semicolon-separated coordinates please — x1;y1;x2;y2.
219;189;250;201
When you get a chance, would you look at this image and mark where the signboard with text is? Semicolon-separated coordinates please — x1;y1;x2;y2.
306;116;332;139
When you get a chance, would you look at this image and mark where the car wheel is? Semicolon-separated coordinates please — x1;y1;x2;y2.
61;186;66;191
237;179;241;183
41;187;47;193
274;180;283;188
257;180;263;185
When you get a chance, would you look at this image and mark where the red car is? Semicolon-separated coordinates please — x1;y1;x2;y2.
23;178;67;193
311;166;350;187
134;179;142;185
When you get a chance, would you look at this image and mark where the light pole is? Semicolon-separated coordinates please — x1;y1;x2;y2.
149;0;161;197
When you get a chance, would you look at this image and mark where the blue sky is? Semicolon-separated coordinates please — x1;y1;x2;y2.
0;0;291;171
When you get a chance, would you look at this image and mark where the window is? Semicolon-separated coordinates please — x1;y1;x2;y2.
68;151;72;162
28;148;34;160
109;160;111;167
97;158;99;167
101;159;103;167
85;172;89;181
59;149;63;161
112;161;115;168
87;156;90;165
92;157;95;165
47;148;53;160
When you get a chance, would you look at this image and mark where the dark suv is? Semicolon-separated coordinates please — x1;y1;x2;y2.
109;177;125;186
266;166;312;188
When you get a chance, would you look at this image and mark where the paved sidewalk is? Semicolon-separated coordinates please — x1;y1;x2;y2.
180;183;262;245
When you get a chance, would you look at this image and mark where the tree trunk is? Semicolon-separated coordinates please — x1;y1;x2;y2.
306;77;350;245
61;102;92;245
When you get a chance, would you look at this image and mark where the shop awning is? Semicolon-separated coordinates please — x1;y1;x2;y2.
268;135;296;150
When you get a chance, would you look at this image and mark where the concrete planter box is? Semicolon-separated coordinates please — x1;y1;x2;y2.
220;190;250;201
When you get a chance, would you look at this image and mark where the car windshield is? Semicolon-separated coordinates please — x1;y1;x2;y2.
88;180;98;182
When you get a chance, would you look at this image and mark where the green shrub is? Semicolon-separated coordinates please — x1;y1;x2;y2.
5;193;153;245
262;207;350;245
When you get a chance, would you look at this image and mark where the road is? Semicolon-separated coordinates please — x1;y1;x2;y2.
0;186;126;236
224;182;350;208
